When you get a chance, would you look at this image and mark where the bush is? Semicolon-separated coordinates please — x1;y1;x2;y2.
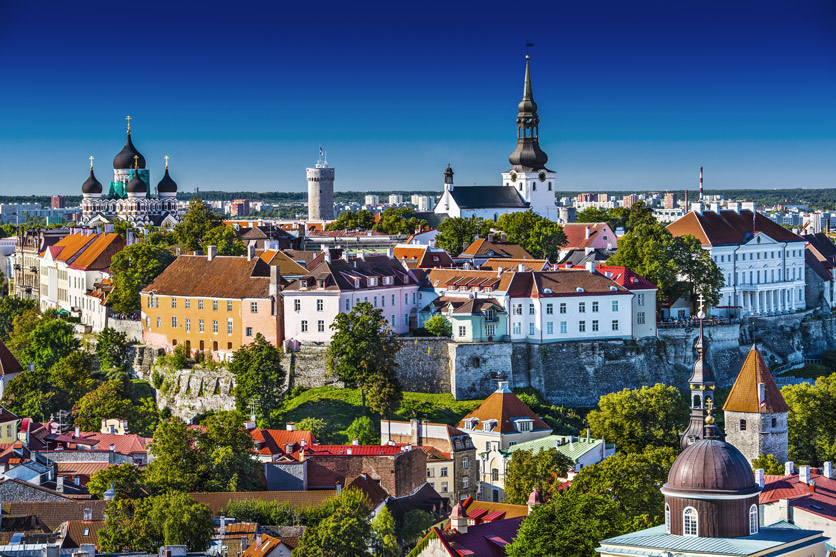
151;370;164;390
424;315;452;338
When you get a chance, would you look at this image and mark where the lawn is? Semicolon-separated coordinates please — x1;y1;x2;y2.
278;386;484;444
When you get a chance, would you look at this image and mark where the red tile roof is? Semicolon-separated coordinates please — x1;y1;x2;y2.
292;444;412;459
667;210;804;246
432;516;525;556
52;432;151;454
593;265;657;291
141;255;273;299
393;246;455;269
456;386;550;434
761;472;836;522
562;223;616;250
251;429;316;458
460;239;533;260
506;269;631;298
723;347;790;413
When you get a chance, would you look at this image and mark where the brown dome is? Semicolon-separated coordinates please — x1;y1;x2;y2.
665;439;759;496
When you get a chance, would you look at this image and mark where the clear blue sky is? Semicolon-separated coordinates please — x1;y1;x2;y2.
0;0;834;195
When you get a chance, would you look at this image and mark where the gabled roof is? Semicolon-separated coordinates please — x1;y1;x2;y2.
242;534;298;557
557;248;612;265
456;384;550;434
0;342;23;376
460;238;533;260
1;500;107;531
251;429;316;457
803;233;836;261
51;431;151;454
282;255;414;293
67;233;125;271
142;255;273;299
431;516;525;557
723;347;790;413
480;258;549;271
562;223;616;250
291;444;414;458
668;210;804;246
424;269;515;292
47;233;98;262
346;474;390;508
593;265;657;291
447;186;528;210
393;245;455;269
806;246;834;282
0;406;19;423
257;250;308;276
63;519;105;548
506;269;631;298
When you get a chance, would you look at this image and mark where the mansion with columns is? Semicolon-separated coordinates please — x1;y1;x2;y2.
80;121;180;228
668;209;807;317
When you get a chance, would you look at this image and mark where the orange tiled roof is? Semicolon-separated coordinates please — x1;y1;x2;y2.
251;429;316;457
480;258;548;271
456;386;550;434
562;223;614;250
667;210;804;246
68;233;125;271
257;250;308;276
460;238;533;260
50;233;97;262
723;347;790;413
242;534;299;556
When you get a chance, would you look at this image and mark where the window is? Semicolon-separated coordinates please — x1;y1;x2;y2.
559;303;567;314
514;304;522;315
227;301;232;312
749;504;758;534
492;489;499;502
458;326;466;337
529;323;534;335
171;297;176;308
637;312;645;325
513;322;521;334
579;302;586;313
251;301;258;313
665;504;671;534
518;421;531;431
463;476;469;489
771;417;777;428
440;467;448;477
637;293;645;306
740;419;747;431
560;321;567;334
345;299;350;311
405;293;409;304
683;507;698;537
212;320;218;334
546;303;553;315
199;319;204;333
156;317;161;328
227;319;233;335
592;320;599;332
392;294;395;306
381;296;385;308
612;300;619;312
547;322;553;334
486;324;496;337
185;318;190;332
529;303;535;315
592;301;599;312
441;481;448;493
612;320;619;331
246;327;253;337
373;296;378;308
145;316;150;328
462;457;469;469
171;316;177;328
294;299;301;312
198;299;204;310
148;295;154;308
213;300;218;311
427;468;434;478
579;321;586;332
491;468;499;482
317;320;325;332
301;320;308;332
185;299;190;309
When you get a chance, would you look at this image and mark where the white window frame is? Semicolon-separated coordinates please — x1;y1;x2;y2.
683;507;698;537
749;504;758;535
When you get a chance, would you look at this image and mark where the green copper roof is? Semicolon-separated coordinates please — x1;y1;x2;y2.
500;435;609;463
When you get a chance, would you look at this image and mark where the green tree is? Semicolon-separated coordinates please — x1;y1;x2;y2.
6;307;41;361
371;505;399;557
73;380;134;431
397;509;434;546
109;242;176;313
228;334;286;425
575;207;610;225
752;453;786;475
200;410;263;491
50;352;99;410
296;417;328;443
97;327;131;371
668;234;725;307
568;446;678;530
145;418;203;493
504;447;573;505
293;488;373;557
506;490;627;557
434;217;479;257
423;315;452;338
201;225;247;256
97;498;154;553
345;415;379;445
326;210;376;231
0;296;37;341
373;208;429;235
781;376;836;465
173;199;224;251
327;303;402;415
88;463;147;500
586;384;689;454
15;317;79;371
1;366;56;420
495;210;567;260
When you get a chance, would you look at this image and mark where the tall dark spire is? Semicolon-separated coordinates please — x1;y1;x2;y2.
680;318;721;449
508;55;549;172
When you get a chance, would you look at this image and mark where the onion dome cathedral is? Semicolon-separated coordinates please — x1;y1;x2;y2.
80;118;180;228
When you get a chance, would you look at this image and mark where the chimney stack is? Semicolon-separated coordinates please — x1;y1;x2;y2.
74;426;80;438
247;244;255;261
586;261;596;273
755;469;765;489
585;227;590;239
824;461;833;479
207;245;217;262
352;438;359;445
286;422;295;431
785;461;795;476
410;418;420;445
800;465;811;485
57;476;64;493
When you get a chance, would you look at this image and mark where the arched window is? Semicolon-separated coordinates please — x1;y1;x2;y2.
693;393;701;408
683;507;698;537
665;504;671;533
749;504;758;534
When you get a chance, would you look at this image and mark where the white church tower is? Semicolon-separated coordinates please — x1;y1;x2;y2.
306;148;335;220
500;55;556;219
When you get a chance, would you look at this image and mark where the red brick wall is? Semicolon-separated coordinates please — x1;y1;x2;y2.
305;449;427;497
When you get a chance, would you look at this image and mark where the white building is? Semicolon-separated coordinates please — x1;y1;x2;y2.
364;195;380;206
282;253;420;343
668;209;807;317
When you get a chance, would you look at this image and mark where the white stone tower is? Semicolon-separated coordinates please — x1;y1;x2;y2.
306;148;335;220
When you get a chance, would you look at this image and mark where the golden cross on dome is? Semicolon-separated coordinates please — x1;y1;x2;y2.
133;155;139;170
164;155;169;169
125;115;132;132
705;397;714;414
89;156;94;169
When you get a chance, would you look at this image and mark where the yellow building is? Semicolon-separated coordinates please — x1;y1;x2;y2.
140;248;284;360
0;406;20;444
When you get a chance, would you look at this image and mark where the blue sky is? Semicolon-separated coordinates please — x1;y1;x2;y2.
0;0;834;194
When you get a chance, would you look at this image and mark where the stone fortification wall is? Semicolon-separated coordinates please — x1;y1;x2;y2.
155;367;237;422
109;318;143;342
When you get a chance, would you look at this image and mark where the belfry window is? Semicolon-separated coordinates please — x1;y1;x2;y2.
749;504;758;534
683;507;698;536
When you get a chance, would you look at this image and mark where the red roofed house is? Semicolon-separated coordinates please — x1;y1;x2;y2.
250;423;316;463
723;346;790;465
393;244;454;270
380;419;478;502
667;209;807;317
802;236;836;311
760;464;836;542
241;533;298;557
457;382;552;502
559;222;617;258
594;265;658;338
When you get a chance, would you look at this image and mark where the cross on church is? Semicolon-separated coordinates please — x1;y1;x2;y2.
89;156;94;169
125;115;132;132
697;293;706;319
164;155;169;169
133;155;139;169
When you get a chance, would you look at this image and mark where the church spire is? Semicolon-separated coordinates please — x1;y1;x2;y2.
508;55;549;172
680;295;720;449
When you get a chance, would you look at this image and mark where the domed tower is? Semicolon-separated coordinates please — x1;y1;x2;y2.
81;158;103;199
126;159;148;199
722;346;789;465
306;148;334;220
663;417;762;538
111;116;149;199
680;318;718;449
157;156;178;198
500;54;556;219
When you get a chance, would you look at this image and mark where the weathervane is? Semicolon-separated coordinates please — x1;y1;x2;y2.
125;115;132;133
525;41;534;56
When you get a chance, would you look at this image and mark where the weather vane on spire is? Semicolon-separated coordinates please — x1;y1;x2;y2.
89;156;94;170
125;115;132;133
164;155;169;169
526;41;534;57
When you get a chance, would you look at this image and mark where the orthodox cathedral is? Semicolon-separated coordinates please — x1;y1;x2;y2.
80;118;180;228
434;55;557;220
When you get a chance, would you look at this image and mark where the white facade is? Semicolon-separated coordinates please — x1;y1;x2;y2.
500;169;558;220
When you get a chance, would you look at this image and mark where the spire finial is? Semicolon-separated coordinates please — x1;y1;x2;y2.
125;115;132;134
89;156;94;170
133;155;139;170
164;155;169;170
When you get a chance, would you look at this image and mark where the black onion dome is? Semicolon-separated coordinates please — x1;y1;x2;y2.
126;169;147;194
113;132;146;170
665;439;759;495
157;167;177;193
81;169;103;195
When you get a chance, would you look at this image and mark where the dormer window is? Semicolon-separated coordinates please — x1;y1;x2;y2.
516;419;533;432
354;278;360;288
383;276;393;285
368;277;378;287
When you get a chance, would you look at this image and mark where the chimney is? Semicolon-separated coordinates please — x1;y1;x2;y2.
74;426;80;438
500;232;507;242
585;261;596;273
347;447;352;455
207;245;217;261
799;465;811;485
585;227;590;239
57;476;64;493
352;438;359;445
755;469;765;489
286;422;295;431
247;244;255;261
517;263;525;272
269;265;281;299
410;418;420;445
83;508;92;522
220;516;226;536
487;233;495;243
255;534;262;549
824;461;833;479
785;461;795;476
757;383;766;407
336;482;342;495
497;266;503;277
387;247;394;259
809;479;817;493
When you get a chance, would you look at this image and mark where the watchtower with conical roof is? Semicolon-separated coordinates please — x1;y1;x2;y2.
722;346;789;465
500;55;556;219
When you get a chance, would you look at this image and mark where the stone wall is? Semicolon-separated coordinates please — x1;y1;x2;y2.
283;346;342;390
109;318;143;342
155;367;237;422
129;345;159;380
395;338;451;393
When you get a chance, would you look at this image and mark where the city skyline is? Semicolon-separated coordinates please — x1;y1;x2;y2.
1;0;835;195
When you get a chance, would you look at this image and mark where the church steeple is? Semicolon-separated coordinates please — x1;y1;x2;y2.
680;298;720;449
508;55;549;172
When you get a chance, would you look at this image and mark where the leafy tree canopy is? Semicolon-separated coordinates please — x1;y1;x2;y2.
173;198;224;251
782;375;836;465
292;488;374;557
228;334;286;425
423;314;452;338
0;296;37;342
146;419;204;493
109;242;175;314
73;380;135;431
374;208;429;236
752;453;786;475
201;224;247;256
494;210;567;261
97;327;131;372
345;415;379;445
326;210;376;232
434;217;481;257
88;463;147;500
504;447;573;505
